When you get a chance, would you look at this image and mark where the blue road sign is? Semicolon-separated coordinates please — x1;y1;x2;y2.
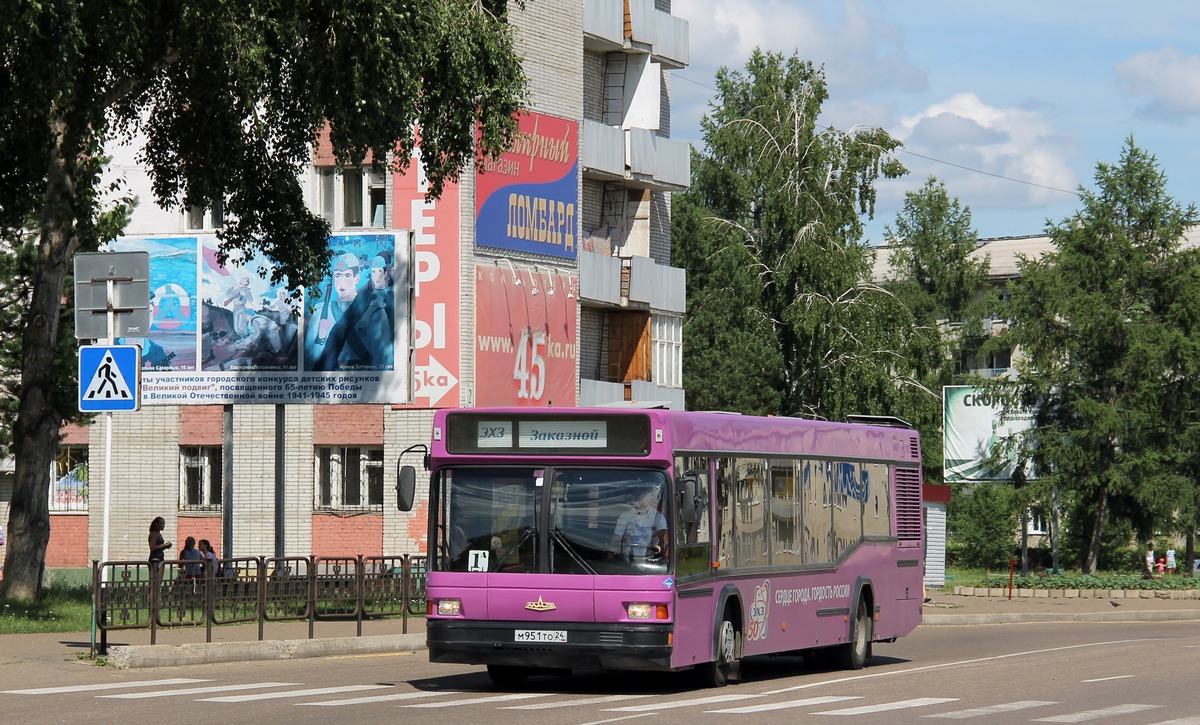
79;345;141;412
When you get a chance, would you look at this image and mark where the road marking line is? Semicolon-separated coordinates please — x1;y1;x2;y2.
814;697;960;715
502;695;653;709
2;678;208;695
1146;718;1200;725
708;695;861;714
100;682;299;699
926;700;1060;718
198;684;390;703
1081;675;1134;683
300;691;444;706
603;693;758;712
762;638;1160;696
400;693;550;707
1033;704;1160;722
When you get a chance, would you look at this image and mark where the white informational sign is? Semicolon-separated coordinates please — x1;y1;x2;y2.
943;386;1036;482
107;233;411;405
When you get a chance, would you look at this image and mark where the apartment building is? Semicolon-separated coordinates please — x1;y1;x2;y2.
2;0;691;567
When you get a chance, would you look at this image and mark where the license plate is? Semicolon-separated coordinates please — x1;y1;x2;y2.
514;629;567;643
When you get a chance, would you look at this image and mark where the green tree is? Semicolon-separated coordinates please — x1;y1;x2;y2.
947;483;1018;570
676;49;930;424
997;139;1200;574
883;177;992;482
0;0;526;600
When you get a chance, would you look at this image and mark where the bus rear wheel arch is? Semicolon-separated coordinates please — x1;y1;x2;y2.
837;588;874;670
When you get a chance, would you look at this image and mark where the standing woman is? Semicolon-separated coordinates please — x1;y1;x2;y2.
148;516;172;565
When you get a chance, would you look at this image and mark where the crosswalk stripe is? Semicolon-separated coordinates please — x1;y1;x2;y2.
400;693;550;707
100;682;299;699
604;693;759;712
926;700;1060;719
708;695;862;714
502;695;654;709
299;691;445;706
198;684;391;703
1033;704;1160;722
2;678;209;695
814;697;960;715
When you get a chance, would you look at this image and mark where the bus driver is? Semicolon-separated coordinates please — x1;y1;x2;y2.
612;487;668;560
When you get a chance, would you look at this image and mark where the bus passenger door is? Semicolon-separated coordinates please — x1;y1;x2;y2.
671;460;716;668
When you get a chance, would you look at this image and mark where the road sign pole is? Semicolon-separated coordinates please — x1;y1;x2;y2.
100;281;116;581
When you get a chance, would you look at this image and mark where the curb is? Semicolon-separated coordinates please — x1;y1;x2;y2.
107;633;426;669
921;610;1200;626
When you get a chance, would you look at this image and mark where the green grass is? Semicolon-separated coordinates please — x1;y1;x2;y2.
0;568;95;634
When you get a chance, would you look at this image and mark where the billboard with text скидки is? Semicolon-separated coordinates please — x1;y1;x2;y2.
109;233;410;405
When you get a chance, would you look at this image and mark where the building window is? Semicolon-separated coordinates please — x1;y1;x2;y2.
652;313;683;388
184;199;225;230
1026;507;1049;536
315;447;384;510
50;446;89;512
316;168;387;229
180;446;223;510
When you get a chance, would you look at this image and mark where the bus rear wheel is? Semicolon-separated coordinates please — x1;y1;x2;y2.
701;617;740;687
837;598;872;670
487;664;530;687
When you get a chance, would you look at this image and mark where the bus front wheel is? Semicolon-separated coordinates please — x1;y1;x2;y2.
487;664;530;688
837;598;872;670
701;617;741;687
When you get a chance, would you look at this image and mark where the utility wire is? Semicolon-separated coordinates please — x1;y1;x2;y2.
672;72;1083;198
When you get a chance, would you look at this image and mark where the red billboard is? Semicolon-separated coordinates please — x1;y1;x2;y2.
475;264;578;407
394;157;461;407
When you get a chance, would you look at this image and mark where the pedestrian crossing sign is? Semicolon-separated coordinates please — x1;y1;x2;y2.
79;345;141;412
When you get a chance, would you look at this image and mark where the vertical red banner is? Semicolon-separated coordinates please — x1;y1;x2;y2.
475;264;578;407
394;158;461;407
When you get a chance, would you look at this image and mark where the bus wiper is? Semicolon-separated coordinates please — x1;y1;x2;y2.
492;527;536;571
551;527;596;575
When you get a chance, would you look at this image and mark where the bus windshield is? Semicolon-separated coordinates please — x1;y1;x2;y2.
434;466;671;576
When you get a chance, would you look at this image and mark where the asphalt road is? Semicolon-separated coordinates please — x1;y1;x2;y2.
3;619;1198;724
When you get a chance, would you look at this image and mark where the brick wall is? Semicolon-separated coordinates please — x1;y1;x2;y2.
176;515;222;556
179;405;223;444
313;406;383;445
311;513;383;557
47;515;89;567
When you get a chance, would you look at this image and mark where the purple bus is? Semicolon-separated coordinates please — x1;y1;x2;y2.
396;407;924;687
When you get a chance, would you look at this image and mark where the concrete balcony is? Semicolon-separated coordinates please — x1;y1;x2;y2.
626;127;691;191
581;119;626;180
583;0;624;52
628;256;685;313
582;123;691;191
628;0;690;69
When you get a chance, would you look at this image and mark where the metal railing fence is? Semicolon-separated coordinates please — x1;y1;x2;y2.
92;554;427;656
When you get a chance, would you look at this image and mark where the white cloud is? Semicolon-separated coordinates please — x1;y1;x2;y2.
673;0;925;142
1115;46;1200;120
890;93;1079;209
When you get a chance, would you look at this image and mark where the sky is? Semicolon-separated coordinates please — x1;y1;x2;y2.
670;0;1200;245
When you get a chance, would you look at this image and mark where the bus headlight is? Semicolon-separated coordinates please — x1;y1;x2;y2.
436;598;462;616
626;603;668;620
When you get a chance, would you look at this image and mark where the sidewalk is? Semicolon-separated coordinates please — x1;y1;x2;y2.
2;593;1197;671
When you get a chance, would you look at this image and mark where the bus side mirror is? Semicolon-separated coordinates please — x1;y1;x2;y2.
397;465;417;512
679;476;701;524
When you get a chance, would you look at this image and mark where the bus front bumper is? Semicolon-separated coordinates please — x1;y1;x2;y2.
427;619;674;671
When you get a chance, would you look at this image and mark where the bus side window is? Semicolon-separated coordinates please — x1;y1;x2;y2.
674;458;712;578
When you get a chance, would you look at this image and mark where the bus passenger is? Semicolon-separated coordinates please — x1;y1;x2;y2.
612;488;668;560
